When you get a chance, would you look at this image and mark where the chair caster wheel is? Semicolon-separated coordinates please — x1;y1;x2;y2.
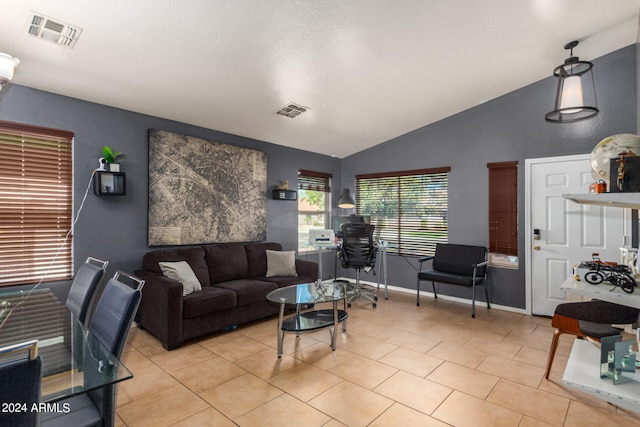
373;296;378;302
372;303;377;308
347;303;352;308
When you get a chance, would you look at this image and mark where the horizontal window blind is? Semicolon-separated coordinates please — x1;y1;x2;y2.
355;167;450;257
298;169;332;192
488;161;518;256
0;122;74;286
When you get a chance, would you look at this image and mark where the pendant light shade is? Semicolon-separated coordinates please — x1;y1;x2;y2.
545;41;598;123
0;52;19;92
337;188;355;209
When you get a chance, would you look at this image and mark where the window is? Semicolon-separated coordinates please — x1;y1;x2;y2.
355;167;450;257
0;121;74;286
487;161;518;268
298;170;332;252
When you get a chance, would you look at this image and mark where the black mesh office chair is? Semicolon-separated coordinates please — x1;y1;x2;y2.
65;257;109;325
0;340;41;427
42;271;144;427
339;222;378;308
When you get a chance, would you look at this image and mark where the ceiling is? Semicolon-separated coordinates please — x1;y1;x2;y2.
1;1;639;158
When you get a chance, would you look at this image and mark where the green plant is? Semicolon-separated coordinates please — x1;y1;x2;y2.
102;146;123;163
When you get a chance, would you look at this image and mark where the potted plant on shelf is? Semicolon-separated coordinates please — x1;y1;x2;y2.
102;146;123;172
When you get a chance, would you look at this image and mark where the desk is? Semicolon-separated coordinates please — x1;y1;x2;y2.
0;288;132;403
560;277;640;412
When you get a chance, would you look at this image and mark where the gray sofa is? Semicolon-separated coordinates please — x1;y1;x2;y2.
135;242;318;350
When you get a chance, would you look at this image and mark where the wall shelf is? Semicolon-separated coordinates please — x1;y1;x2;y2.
563;193;640;209
94;171;126;196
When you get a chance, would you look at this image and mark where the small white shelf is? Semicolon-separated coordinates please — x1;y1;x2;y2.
563;193;640;209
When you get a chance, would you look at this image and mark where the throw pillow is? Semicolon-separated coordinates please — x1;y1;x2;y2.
266;250;298;277
159;261;203;296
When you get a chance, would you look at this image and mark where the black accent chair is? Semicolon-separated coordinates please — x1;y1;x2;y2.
544;300;640;379
65;257;109;325
0;340;41;427
42;271;144;427
416;243;489;318
339;222;378;308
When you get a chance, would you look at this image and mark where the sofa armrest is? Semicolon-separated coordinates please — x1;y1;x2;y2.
134;270;185;350
295;258;318;280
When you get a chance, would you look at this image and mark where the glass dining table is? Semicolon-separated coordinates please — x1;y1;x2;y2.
0;287;132;403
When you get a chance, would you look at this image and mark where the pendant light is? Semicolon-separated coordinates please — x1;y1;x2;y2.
337;189;355;209
545;41;598;123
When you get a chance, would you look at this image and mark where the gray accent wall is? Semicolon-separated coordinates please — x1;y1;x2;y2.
340;44;637;310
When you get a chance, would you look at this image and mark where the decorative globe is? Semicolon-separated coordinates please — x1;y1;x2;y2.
590;134;640;182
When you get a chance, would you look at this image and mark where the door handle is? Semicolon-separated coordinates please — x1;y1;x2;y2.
533;245;540;251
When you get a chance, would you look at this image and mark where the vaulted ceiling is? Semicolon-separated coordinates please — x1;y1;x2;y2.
1;1;639;158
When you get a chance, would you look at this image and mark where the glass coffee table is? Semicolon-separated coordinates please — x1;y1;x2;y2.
266;281;348;358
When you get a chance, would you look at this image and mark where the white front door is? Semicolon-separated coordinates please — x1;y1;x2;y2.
526;154;628;316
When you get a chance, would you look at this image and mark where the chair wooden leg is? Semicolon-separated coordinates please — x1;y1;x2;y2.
545;328;562;379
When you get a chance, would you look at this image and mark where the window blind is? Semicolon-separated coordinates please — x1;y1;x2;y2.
355;167;450;257
0;122;74;286
488;161;518;256
298;169;332;192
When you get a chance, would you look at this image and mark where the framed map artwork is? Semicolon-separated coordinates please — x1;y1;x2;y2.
148;129;267;246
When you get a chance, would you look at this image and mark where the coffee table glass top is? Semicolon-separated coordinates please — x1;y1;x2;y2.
266;281;347;305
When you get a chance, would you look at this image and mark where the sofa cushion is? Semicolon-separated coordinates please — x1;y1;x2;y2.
182;287;237;319
246;242;283;278
266;250;298;277
204;243;250;284
159;261;202;296
143;247;210;286
215;279;277;306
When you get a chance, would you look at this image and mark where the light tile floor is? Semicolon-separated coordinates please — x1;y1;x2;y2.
115;290;640;426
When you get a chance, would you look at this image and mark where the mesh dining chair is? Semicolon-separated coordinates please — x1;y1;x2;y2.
65;257;109;325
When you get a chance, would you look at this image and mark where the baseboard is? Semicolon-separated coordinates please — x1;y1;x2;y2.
336;277;527;315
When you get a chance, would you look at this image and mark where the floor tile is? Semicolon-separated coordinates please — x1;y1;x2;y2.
369;403;450;427
427;361;500;399
172;356;246;394
172;407;237;427
308;380;394;427
374;371;452;415
117;384;209;427
327;353;398;389
199;373;283;419
477;355;545;388
378;346;444;377
564;400;640;426
267;362;343;401
432;390;523;427
486;380;569;425
235;394;331;427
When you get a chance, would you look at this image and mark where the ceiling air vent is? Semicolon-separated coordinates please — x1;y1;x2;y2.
24;11;82;48
277;103;309;118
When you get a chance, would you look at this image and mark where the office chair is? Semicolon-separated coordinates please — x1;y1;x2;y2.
339;222;378;308
0;340;41;427
42;271;144;427
544;299;640;379
65;257;109;325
